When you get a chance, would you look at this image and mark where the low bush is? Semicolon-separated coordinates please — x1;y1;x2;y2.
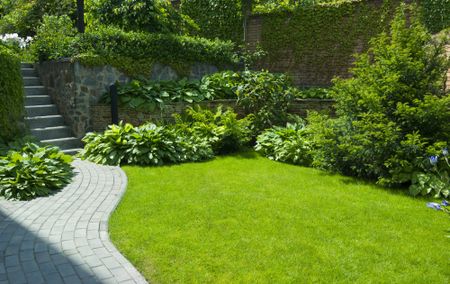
255;119;313;166
0;44;24;141
79;122;214;166
31;15;77;61
175;106;252;154
202;70;296;134
0;143;74;200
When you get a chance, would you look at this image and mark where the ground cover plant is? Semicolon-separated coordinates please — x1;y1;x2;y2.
0;142;74;200
110;153;450;283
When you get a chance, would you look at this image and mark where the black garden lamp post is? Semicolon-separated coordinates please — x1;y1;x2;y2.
77;0;85;33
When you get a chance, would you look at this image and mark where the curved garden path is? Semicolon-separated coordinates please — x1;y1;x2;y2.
0;160;148;284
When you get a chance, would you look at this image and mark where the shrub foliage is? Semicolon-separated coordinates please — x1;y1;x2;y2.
309;5;450;197
79;106;251;166
31;18;236;77
255;120;313;166
0;143;74;200
90;0;195;34
0;44;24;141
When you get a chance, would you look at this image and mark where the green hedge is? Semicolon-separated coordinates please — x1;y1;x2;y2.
32;17;237;77
0;45;24;141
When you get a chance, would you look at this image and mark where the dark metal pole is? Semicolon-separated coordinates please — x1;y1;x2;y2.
110;84;119;125
77;0;85;33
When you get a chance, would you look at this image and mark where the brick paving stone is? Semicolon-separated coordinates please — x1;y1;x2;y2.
0;160;148;283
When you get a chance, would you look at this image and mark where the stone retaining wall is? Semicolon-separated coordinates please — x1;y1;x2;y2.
90;99;335;132
37;60;219;138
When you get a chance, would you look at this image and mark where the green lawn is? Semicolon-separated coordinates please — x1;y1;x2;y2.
110;152;450;283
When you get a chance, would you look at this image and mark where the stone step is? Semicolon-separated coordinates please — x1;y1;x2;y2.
21;63;34;68
25;115;65;129
30;126;72;140
24;86;46;96
25;95;52;106
25;105;58;116
23;77;40;86
21;68;37;77
41;137;82;150
62;148;82;156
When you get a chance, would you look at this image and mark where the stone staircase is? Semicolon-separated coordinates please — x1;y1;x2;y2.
22;63;82;155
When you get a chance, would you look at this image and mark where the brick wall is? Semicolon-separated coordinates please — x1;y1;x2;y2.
245;1;386;87
90;99;335;132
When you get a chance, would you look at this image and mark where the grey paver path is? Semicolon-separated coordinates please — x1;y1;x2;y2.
0;160;148;284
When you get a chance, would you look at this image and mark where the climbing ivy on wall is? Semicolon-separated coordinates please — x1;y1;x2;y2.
252;0;402;86
0;45;24;141
419;0;450;33
180;0;244;43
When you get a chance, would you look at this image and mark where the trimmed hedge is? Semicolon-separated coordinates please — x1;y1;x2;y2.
0;44;24;141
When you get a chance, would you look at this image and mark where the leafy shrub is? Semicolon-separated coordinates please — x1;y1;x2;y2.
200;71;240;99
202;70;296;134
255;119;313;166
31;15;77;61
0;44;24;141
175;106;252;154
91;0;195;34
308;5;450;196
0;143;74;200
0;0;75;36
79;122;214;166
102;79;210;111
234;71;295;134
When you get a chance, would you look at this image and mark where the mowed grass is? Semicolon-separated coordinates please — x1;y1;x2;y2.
109;152;450;283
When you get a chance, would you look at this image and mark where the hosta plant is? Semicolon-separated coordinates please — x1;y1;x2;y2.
0;143;73;200
255;119;313;166
102;79;211;112
79;122;214;166
174;106;252;154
